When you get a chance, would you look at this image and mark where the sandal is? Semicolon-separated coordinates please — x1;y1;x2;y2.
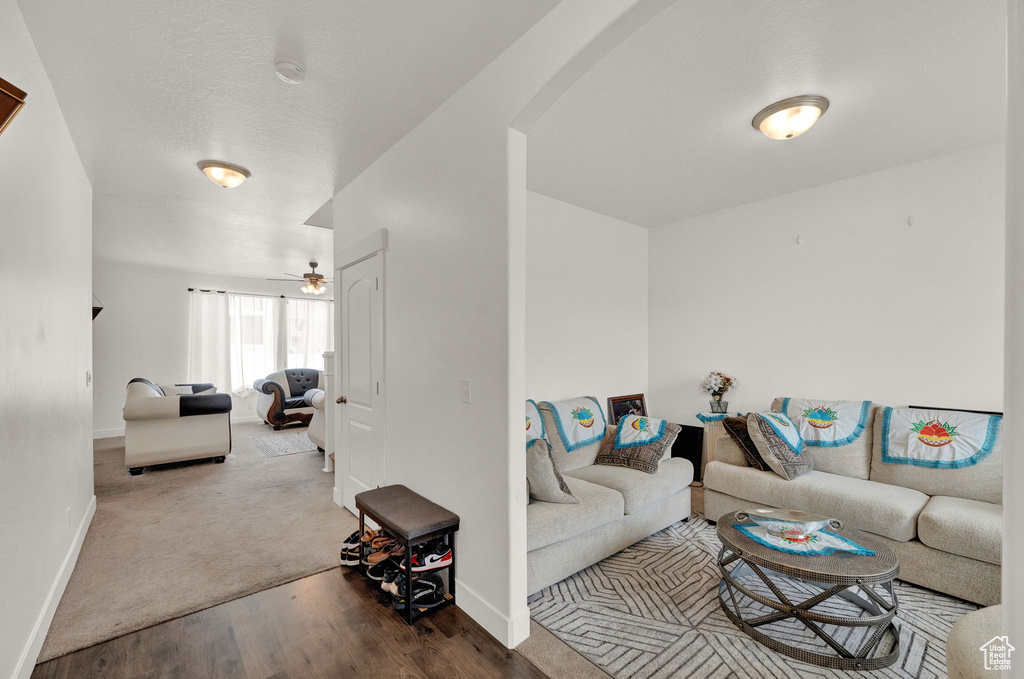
367;542;405;564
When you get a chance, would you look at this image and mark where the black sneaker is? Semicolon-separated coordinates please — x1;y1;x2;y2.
341;530;362;550
340;547;361;567
380;564;402;593
366;560;392;581
393;573;446;610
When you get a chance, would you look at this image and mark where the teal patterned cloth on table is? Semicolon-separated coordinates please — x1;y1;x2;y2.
734;522;875;556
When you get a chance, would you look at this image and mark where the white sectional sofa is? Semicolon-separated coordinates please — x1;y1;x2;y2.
704;399;1002;606
527;412;694;595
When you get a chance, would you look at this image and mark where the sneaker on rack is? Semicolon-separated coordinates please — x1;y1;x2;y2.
398;539;452;573
341;530;362;550
340;547;361;567
392;573;446;610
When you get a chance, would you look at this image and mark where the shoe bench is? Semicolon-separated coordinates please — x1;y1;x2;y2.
355;484;460;625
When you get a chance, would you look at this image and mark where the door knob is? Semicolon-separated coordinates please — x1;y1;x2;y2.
337;396;347;404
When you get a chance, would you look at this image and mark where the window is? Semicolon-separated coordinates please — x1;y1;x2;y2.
189;291;333;396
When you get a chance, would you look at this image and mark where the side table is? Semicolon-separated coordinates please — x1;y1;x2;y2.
355;484;460;625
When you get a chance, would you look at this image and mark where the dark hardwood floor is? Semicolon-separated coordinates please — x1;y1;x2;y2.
32;568;548;679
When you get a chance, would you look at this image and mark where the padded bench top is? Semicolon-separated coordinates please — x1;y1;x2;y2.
355;484;460;540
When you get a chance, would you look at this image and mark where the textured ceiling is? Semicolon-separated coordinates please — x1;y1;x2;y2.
20;0;559;277
527;0;1007;228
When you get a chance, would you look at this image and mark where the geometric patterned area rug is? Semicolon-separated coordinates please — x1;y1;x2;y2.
249;431;318;457
528;515;977;678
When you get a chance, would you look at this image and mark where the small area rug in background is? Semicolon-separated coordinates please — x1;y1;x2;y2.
250;430;319;457
38;422;357;662
529;515;976;679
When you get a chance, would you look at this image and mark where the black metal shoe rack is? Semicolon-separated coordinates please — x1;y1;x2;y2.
355;485;459;625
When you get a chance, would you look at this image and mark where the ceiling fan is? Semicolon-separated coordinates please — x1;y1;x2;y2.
268;261;333;295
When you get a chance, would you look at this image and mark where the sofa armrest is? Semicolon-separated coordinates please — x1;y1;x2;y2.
715;434;751;468
254;379;283;397
304;389;326;409
180;393;232;417
123;396;181;421
176;382;217;394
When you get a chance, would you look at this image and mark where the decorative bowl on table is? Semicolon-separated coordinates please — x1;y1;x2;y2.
735;508;844;543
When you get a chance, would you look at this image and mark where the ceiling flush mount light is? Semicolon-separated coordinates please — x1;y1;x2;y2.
752;95;829;140
274;59;306;84
197;160;251;188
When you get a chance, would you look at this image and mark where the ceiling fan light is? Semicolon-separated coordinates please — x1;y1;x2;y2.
197;160;251;188
752;95;829;140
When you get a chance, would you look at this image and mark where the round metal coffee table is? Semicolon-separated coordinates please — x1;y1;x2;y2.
716;513;900;670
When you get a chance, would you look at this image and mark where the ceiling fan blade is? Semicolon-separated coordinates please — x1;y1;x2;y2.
281;273;305;278
320;278;334;282
266;278;304;282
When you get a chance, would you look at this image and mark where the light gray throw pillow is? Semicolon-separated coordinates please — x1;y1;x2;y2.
527;438;578;504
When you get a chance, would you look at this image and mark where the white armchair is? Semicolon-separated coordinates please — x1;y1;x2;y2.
122;378;232;475
305;389;326;451
254;369;323;429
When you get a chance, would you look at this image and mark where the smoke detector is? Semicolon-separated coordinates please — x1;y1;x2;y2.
274;59;305;84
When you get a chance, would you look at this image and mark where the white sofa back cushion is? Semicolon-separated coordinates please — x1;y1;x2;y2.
538;397;607;472
771;397;875;480
870;407;1002;504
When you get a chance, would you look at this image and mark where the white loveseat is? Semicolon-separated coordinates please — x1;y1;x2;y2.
527;403;694;595
122;378;233;475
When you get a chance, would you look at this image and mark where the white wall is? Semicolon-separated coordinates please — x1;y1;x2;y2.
331;0;665;647
92;259;331;437
649;143;1005;424
0;2;95;676
1004;0;1022;652
526;191;649;409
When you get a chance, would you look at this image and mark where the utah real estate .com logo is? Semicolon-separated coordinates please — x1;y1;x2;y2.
980;635;1014;671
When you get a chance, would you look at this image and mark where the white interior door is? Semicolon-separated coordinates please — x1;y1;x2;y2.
337;253;385;514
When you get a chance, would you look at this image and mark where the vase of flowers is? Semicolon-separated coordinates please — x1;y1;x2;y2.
700;371;736;413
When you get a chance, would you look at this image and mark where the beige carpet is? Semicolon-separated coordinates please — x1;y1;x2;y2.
38;422;357;662
517;620;612;679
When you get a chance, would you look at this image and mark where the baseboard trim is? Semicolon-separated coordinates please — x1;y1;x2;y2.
454;579;526;648
93;427;124;440
333;485;343;508
13;494;96;679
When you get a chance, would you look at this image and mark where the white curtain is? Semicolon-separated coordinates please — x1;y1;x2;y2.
228;293;279;396
286;298;334;370
189;292;333;397
188;292;231;392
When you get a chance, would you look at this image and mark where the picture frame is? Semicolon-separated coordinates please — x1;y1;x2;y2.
607;393;647;425
0;76;27;138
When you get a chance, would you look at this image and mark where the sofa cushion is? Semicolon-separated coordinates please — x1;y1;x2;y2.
747;412;812;480
703;461;929;542
538;399;608;472
771;397;875;479
527;476;624;551
918;496;1002;566
714;435;751;468
595;418;681;474
565;458;693;515
283;396;308;410
722;416;766;470
870;407;1003;504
